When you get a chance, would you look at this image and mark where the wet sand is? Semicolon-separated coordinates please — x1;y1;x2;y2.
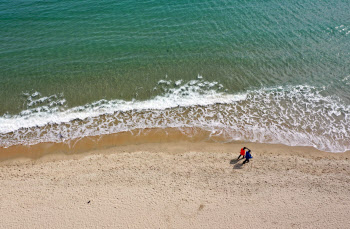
0;142;350;229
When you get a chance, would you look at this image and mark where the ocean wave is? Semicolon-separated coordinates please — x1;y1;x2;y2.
1;79;350;152
0;78;244;134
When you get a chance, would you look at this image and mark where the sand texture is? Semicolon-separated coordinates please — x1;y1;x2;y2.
0;142;350;229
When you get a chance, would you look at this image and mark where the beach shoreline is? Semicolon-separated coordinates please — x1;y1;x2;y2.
1;141;350;228
2;127;349;162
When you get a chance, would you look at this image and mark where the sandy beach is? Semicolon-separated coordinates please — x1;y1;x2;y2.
2;0;350;228
0;142;350;229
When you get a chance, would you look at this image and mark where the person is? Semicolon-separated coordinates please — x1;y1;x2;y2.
237;147;246;160
242;149;252;164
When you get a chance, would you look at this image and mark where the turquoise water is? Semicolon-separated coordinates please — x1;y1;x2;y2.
0;0;349;152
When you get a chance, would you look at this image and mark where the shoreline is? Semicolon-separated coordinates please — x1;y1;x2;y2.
2;141;350;167
1;142;350;228
1;127;350;162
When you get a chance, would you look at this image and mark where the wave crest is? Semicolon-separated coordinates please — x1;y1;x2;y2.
1;80;349;152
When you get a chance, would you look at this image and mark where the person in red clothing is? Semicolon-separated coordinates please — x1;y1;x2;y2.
237;147;247;160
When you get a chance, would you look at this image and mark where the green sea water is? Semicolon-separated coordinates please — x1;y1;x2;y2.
0;0;349;152
1;0;349;113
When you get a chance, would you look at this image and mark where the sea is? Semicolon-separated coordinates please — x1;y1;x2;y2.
0;0;349;154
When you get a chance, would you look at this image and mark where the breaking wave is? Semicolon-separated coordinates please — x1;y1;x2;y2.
1;77;349;152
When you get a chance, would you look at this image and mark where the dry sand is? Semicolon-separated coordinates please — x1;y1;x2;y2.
0;142;350;229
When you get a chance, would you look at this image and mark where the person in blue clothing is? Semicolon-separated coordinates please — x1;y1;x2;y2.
242;149;252;164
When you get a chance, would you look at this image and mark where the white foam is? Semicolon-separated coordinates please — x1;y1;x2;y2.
157;79;171;85
342;75;350;86
1;82;350;153
0;79;245;134
175;80;182;86
335;24;349;34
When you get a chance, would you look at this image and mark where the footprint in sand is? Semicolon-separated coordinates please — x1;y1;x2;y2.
176;199;205;218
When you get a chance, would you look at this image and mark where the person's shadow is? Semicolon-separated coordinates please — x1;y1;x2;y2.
230;159;243;169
